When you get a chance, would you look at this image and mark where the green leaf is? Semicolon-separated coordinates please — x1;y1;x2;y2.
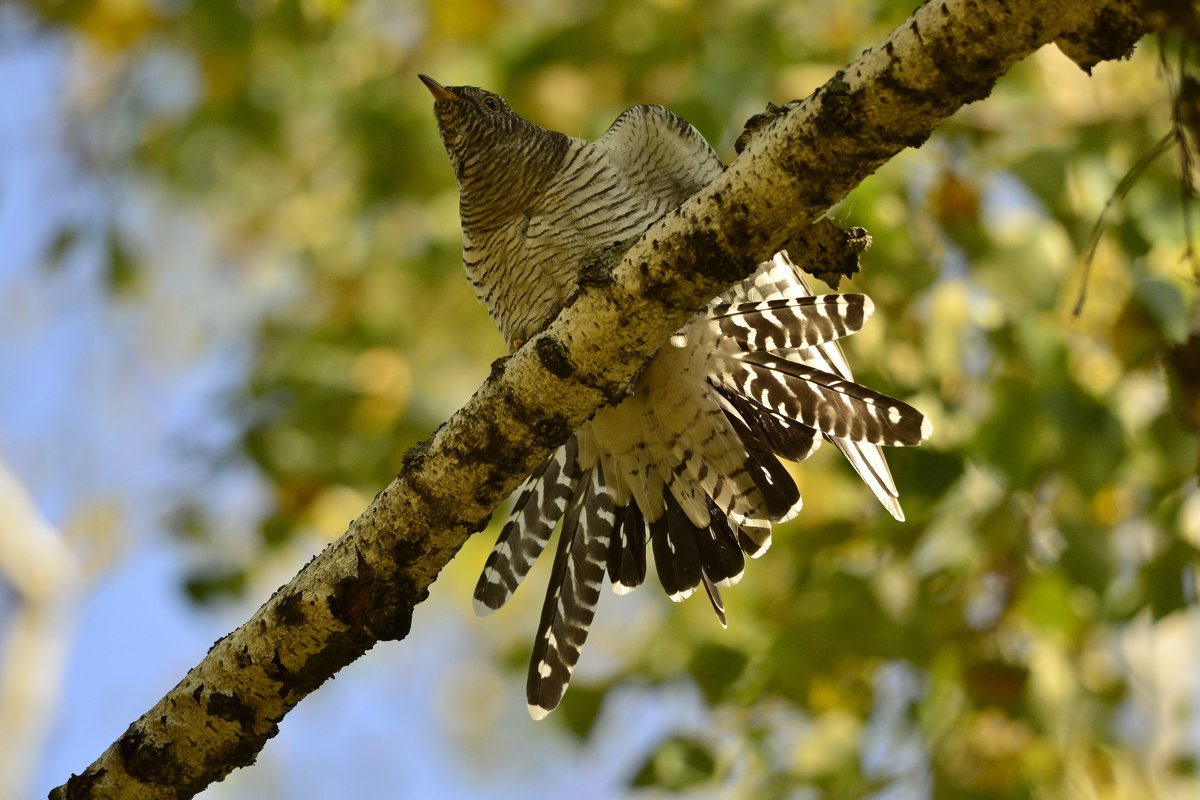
105;229;140;294
689;641;749;705
630;735;717;791
1134;276;1190;344
1141;537;1200;620
42;226;80;272
183;567;248;604
558;682;606;740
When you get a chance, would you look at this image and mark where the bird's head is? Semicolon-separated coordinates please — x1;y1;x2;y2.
419;74;566;187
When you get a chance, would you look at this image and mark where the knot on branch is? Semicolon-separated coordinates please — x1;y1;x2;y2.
1056;1;1147;73
735;100;796;154
791;220;873;289
535;334;575;379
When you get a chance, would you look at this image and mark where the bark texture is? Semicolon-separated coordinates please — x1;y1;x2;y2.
52;1;1148;797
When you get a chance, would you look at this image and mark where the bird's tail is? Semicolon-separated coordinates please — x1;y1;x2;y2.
472;250;931;719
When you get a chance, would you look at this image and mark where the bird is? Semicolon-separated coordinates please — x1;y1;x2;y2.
421;75;931;719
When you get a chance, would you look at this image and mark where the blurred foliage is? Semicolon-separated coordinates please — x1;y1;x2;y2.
16;0;1200;796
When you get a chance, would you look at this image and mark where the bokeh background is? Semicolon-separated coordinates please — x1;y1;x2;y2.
2;1;1199;797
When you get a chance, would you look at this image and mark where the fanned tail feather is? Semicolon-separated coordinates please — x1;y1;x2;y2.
710;294;874;353
736;519;772;558
476;249;933;719
650;494;747;625
693;498;746;587
636;371;768;531
526;467;616;719
782;253;907;520
709;253;919;519
716;351;930;447
831;436;904;520
607;500;648;593
701;571;726;627
714;385;823;464
474;437;581;615
651;497;703;602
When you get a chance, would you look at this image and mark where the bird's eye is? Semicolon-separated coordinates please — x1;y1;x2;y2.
483;96;502;112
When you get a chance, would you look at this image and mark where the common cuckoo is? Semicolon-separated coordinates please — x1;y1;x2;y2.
421;75;931;718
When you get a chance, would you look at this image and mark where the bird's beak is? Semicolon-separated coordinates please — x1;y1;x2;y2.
419;74;458;102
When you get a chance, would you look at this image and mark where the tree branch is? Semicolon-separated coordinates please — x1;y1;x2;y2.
52;1;1147;797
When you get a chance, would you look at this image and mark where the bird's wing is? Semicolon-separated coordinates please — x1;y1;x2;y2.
593;104;724;208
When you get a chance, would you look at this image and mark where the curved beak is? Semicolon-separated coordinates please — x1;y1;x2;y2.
419;74;458;102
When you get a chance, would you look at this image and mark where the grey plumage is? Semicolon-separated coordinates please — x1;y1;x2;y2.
422;75;931;718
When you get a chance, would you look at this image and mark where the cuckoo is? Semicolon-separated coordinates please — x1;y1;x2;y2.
421;75;931;719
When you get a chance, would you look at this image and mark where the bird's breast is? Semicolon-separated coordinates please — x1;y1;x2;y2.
462;219;573;347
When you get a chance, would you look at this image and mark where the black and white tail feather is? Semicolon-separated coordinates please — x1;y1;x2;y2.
472;251;931;719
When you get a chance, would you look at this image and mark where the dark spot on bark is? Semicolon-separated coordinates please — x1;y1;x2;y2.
192;683;204;703
235;645;251;669
488;355;509;380
812;73;860;137
273;591;306;627
117;726;184;786
873;56;927;109
580;257;614;286
1056;5;1143;73
391;537;425;568
927;38;996;106
579;242;624;286
190;732;273;797
291;628;374;696
368;579;419;642
279;545;422;695
531;413;571;448
263;650;298;697
329;547;376;628
208;691;257;735
535;335;574;379
687;229;746;288
400;438;431;474
55;768;107;800
328;546;417;644
265;648;291;698
471;412;526;484
734;101;788;154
